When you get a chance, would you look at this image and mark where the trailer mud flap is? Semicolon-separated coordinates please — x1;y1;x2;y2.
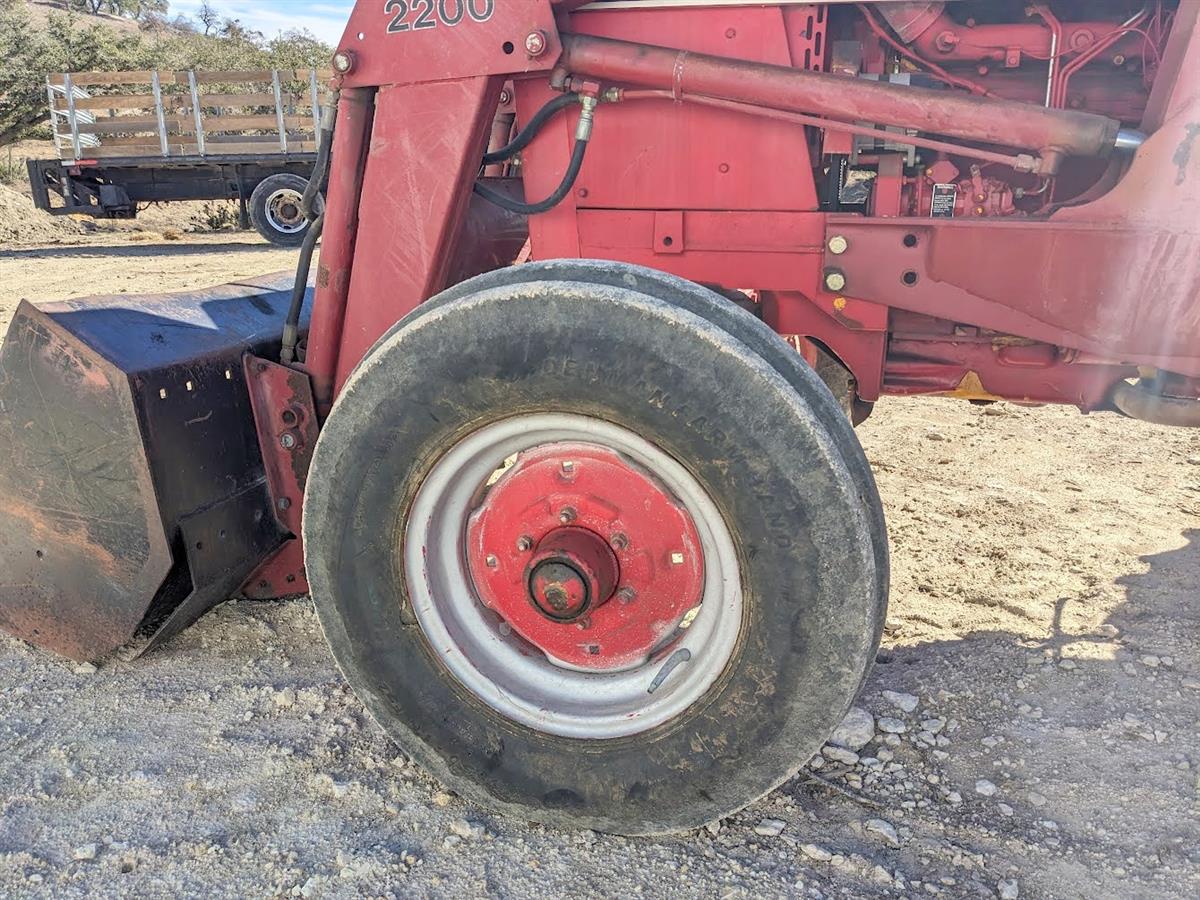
0;274;309;662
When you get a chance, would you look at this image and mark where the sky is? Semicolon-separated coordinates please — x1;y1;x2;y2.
171;0;357;44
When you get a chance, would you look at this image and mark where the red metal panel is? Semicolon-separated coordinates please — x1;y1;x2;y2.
336;0;559;88
574;209;825;291
540;7;818;212
829;218;1200;378
333;76;502;391
240;355;319;599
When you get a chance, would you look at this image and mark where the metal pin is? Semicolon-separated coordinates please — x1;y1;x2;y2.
648;648;692;694
559;507;577;524
516;535;533;552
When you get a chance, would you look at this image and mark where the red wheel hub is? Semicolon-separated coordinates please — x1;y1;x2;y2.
467;442;705;670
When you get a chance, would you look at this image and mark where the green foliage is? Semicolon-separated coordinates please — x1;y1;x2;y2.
0;0;332;145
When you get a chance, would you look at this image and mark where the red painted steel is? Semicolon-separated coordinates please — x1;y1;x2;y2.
303;88;374;415
300;0;1199;421
556;32;1121;157
240;355;319;599
335;1;560;88
332;76;503;391
466;443;704;672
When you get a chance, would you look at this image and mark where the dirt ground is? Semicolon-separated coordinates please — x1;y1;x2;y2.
0;232;1197;900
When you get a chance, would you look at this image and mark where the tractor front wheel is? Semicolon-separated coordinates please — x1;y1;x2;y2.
303;274;885;834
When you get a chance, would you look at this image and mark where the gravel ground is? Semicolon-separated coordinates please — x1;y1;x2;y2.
1;236;1198;899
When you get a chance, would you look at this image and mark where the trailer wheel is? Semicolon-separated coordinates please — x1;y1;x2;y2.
249;174;312;247
304;278;885;834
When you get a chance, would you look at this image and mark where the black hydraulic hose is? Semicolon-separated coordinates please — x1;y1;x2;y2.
474;137;590;216
280;212;324;365
482;92;580;165
279;93;338;363
301;92;339;221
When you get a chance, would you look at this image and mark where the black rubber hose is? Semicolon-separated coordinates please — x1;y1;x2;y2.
280;212;324;365
482;92;580;165
474;137;589;216
301;93;338;221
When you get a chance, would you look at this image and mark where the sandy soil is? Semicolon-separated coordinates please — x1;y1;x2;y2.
0;235;1197;899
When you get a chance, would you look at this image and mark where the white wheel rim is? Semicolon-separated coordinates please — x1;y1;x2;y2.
404;414;743;739
264;188;306;234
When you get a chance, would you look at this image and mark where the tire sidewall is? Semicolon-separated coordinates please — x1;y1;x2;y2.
305;282;880;834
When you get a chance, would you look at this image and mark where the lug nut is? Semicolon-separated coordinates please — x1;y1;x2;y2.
828;235;849;255
485;554;499;568
824;269;847;292
280;432;297;450
618;587;637;604
671;552;685;565
559;507;577;524
516;535;533;552
610;533;628;550
525;31;548;56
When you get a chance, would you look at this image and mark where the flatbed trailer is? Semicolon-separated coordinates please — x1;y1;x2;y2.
28;67;332;246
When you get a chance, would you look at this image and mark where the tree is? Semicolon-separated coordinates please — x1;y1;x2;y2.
196;0;219;36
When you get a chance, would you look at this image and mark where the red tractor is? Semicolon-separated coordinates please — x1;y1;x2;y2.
1;0;1196;834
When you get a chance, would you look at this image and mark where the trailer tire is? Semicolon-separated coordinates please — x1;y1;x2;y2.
305;279;885;834
249;174;313;247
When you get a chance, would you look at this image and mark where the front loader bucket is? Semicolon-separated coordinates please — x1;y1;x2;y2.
0;274;307;662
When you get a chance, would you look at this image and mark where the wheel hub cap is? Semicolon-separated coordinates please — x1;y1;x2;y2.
467;442;705;671
527;526;619;621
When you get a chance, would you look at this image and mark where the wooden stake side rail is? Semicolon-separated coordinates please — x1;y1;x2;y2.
47;68;333;163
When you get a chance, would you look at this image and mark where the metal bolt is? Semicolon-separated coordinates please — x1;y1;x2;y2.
828;235;849;255
559;507;577;524
280;433;297;450
277;497;291;511
610;533;629;551
499;89;512;105
561;460;575;476
618;587;637;604
516;535;533;552
485;554;499;569
525;31;547;56
671;551;685;565
824;269;847;292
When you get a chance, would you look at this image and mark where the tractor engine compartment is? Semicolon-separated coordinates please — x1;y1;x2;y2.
506;0;1191;420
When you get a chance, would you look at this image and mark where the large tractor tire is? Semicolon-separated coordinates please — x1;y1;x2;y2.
303;269;887;835
249;174;314;248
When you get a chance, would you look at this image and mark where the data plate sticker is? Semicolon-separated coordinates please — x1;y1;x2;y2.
931;183;958;218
